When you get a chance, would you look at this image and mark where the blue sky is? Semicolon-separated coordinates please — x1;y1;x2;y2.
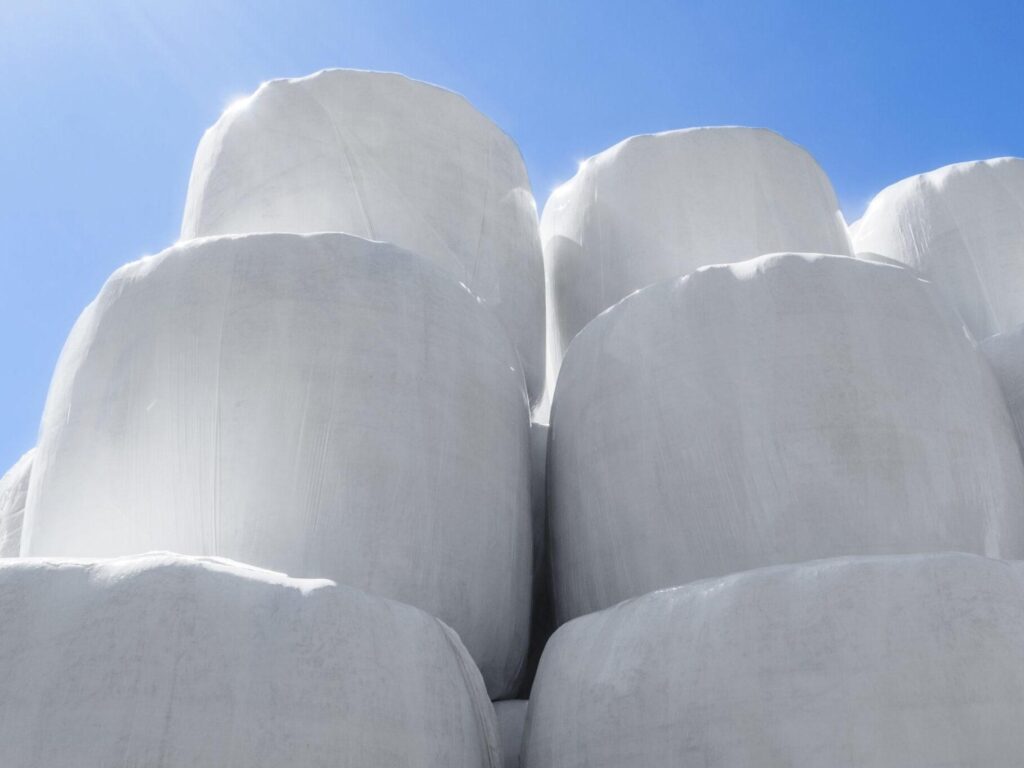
1;0;1022;471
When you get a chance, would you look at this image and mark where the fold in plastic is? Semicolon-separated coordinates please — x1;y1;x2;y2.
982;323;1024;450
494;699;528;768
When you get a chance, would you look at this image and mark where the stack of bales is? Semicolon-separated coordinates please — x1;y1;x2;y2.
528;130;1024;766
3;68;1024;767
5;70;544;764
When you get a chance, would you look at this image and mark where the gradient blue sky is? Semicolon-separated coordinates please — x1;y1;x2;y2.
2;0;1022;471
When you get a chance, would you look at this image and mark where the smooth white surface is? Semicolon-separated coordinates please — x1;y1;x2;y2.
0;449;32;557
495;700;528;768
982;323;1024;450
22;232;531;698
525;553;1024;768
182;68;545;403
853;157;1024;341
538;127;852;420
549;252;1024;623
0;552;500;768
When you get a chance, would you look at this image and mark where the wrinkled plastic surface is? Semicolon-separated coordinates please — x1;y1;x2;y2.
549;253;1024;622
538;127;852;419
182;68;545;403
854;158;1024;341
526;553;1024;768
23;233;531;698
0;552;500;768
982;323;1024;451
0;449;33;557
495;700;528;768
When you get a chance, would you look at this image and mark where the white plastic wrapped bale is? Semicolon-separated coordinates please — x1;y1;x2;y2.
0;553;500;768
982;323;1024;449
181;68;545;404
0;449;33;556
539;127;852;419
495;700;528;768
22;233;531;698
549;252;1024;623
853;157;1024;341
526;553;1024;768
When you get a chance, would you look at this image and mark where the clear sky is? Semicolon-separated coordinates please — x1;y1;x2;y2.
1;0;1022;471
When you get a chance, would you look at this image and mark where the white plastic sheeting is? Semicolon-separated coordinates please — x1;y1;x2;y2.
22;232;531;698
0;553;500;768
495;700;528;768
181;68;546;404
0;449;33;557
538;127;852;419
525;553;1024;768
853;157;1024;341
549;252;1024;623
